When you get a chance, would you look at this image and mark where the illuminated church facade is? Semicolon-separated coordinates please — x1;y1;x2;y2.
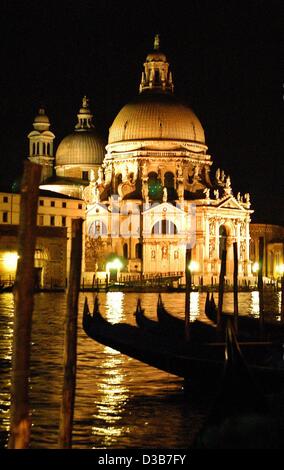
2;36;272;287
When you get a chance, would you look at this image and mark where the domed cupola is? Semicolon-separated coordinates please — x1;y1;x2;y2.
102;37;211;205
107;36;206;151
139;34;174;94
55;97;105;181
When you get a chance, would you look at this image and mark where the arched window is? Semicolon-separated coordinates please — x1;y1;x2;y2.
135;243;142;259
164;171;176;200
123;243;128;259
164;172;174;188
151;220;178;235
88;220;107;237
148;172;163;201
154;70;160;83
219;225;227;259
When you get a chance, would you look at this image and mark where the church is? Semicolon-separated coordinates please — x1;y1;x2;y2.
1;37;282;288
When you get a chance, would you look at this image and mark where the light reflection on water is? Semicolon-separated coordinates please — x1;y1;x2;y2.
0;290;282;448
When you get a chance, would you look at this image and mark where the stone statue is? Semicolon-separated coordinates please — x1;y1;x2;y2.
161;245;168;259
97;167;104;185
203;188;210;199
82;180;99;204
82;95;89;108
214;189;219;199
177;164;183;179
142;161;148;179
209;239;215;258
142;179;149;202
225;176;231;188
122;166;128;183
94;185;100;203
162;187;168;202
215;168;221;182
237;192;241;201
245;193;250;203
221;170;225;182
89;169;95;182
209;221;215;236
224;175;232;195
193;165;200;180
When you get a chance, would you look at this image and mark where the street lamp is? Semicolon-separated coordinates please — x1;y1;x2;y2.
277;264;284;276
188;260;199;286
3;252;19;272
111;258;123;270
106;258;124;283
252;262;259;287
252;262;259;273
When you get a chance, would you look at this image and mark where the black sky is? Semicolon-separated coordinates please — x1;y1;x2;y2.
0;0;283;224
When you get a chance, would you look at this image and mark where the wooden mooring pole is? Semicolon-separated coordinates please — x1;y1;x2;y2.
217;249;227;332
58;218;83;449
185;248;192;341
281;275;284;323
258;237;264;334
233;242;239;334
8;162;42;449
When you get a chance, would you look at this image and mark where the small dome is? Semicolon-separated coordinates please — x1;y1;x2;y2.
146;51;167;62
33;108;50;131
56;97;105;167
108;93;205;145
56;131;105;166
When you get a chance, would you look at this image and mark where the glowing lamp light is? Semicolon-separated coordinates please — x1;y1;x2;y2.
252;262;259;273
188;260;199;272
106;258;123;272
111;259;123;270
277;264;284;276
3;252;19;270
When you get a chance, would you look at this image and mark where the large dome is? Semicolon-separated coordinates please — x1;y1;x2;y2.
56;131;105;166
108;93;205;145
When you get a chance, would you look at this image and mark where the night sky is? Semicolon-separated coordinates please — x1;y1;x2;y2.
0;0;283;224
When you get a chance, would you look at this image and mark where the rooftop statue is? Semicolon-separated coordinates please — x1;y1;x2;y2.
203;188;210;199
82;95;89;108
162;187;168;202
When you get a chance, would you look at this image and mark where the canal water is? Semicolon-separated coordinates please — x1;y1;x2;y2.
0;290;282;449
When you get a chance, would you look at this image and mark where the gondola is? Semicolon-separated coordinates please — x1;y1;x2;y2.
83;297;284;391
83;296;225;380
193;319;283;449
134;298;161;334
205;291;216;320
135;297;217;342
0;283;14;293
205;292;284;339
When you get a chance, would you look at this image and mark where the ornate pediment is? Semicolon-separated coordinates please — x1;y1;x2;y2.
86;202;109;216
142;201;185;215
217;196;245;210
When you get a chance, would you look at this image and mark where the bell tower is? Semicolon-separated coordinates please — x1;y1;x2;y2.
28;107;55;182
